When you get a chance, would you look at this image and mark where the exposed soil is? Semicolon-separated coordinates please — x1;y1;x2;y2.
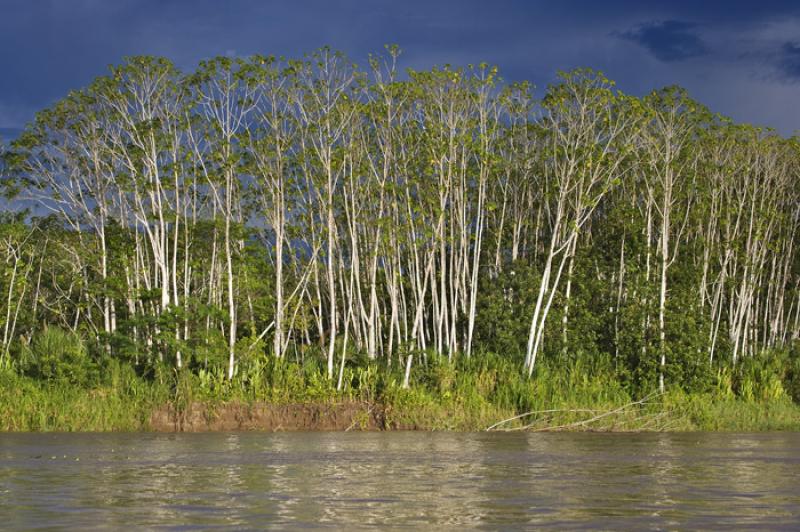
149;401;392;432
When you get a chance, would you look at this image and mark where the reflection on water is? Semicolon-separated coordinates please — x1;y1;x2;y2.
1;432;798;528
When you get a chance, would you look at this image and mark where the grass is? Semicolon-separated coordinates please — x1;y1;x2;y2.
2;350;799;432
0;367;165;431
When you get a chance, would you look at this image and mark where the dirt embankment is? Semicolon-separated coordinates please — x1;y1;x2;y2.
149;401;391;432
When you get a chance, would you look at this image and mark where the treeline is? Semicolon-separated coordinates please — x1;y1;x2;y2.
1;47;798;395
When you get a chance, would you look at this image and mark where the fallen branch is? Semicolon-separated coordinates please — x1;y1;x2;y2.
486;408;599;431
485;392;663;432
345;403;375;432
530;392;662;432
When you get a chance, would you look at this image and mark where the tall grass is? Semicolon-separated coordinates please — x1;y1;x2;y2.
2;345;799;431
0;361;167;431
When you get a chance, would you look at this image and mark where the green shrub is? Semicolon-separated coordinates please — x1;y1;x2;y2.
783;342;800;403
20;327;97;387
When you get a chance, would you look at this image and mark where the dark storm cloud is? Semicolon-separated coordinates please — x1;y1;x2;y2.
777;42;800;80
618;20;707;62
1;1;800;135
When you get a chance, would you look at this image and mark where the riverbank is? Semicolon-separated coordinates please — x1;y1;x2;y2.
146;396;800;432
2;351;800;432
4;393;800;432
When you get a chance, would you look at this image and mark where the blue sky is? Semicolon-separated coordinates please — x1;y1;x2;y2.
1;0;799;138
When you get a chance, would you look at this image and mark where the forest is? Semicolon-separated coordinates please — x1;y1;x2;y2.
1;47;799;431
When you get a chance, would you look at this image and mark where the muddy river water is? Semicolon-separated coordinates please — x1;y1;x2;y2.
1;432;798;528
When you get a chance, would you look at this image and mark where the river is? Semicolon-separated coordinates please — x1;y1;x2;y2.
1;432;798;528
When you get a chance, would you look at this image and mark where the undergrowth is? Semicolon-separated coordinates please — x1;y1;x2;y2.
2;344;799;431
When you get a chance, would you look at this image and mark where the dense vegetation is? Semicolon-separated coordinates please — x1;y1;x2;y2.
1;47;799;430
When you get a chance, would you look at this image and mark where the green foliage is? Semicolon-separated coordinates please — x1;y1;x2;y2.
1;345;799;431
474;262;539;357
0;360;167;431
732;350;791;402
20;327;97;387
783;342;800;402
